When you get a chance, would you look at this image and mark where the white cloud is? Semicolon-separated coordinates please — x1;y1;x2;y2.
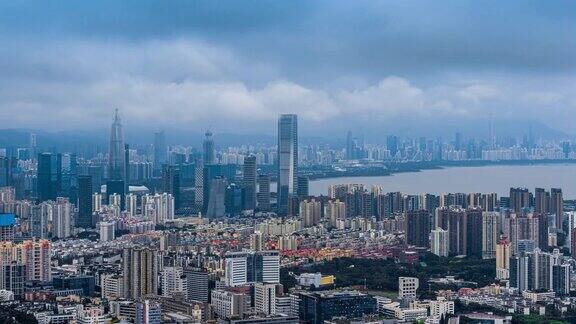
0;38;575;133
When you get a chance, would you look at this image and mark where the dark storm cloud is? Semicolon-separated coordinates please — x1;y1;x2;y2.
0;1;574;134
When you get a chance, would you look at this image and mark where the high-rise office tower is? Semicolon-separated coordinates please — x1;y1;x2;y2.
108;109;126;182
257;174;271;212
225;253;248;287
225;183;243;217
203;130;215;165
242;155;257;210
550;188;563;230
224;251;280;287
405;210;430;248
162;165;181;211
454;132;462;150
60;153;78;202
77;175;93;228
123;247;159;299
194;162;204;210
124;143;130;194
346;130;355;160
386;135;399;158
153;130;167;173
536;213;549;251
277;114;298;216
184;267;209;302
202;164;236;213
106;179;125;210
29;133;37;157
206;177;227;218
297;175;309;199
37;152;62;202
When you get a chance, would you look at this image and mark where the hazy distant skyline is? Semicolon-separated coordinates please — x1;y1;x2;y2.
0;1;574;136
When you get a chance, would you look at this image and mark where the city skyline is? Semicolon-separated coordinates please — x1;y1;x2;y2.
1;2;576;323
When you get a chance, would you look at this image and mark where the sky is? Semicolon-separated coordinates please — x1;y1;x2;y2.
0;0;574;138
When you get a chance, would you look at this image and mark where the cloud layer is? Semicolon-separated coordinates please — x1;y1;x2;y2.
0;1;575;136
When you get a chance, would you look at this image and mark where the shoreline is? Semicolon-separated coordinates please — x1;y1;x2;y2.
306;159;576;181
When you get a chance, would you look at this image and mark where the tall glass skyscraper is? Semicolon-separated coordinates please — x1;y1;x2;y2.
277;114;298;216
203;130;215;165
153;130;167;174
108;109;125;181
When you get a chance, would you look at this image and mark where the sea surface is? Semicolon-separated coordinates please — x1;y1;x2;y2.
309;164;576;198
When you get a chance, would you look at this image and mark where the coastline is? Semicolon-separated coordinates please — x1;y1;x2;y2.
305;159;576;181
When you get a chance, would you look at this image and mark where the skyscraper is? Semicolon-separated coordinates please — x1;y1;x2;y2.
242;155;257;210
482;212;500;259
509;187;530;214
550;188;563;230
37;152;62;202
405;210;430;248
162;165;181;211
277;114;298;216
206;177;227;218
153;130;167;173
534;188;550;214
346;130;355;160
124;143;130;194
106;179;125;210
466;207;483;258
76;175;92;228
386;135;399;158
203;130;215;165
297;175;309;199
108;109;126;182
257;174;271;212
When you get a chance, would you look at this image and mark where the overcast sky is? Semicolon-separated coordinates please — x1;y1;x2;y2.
0;0;574;137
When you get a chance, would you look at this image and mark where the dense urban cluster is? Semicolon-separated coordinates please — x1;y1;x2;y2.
0;111;574;324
